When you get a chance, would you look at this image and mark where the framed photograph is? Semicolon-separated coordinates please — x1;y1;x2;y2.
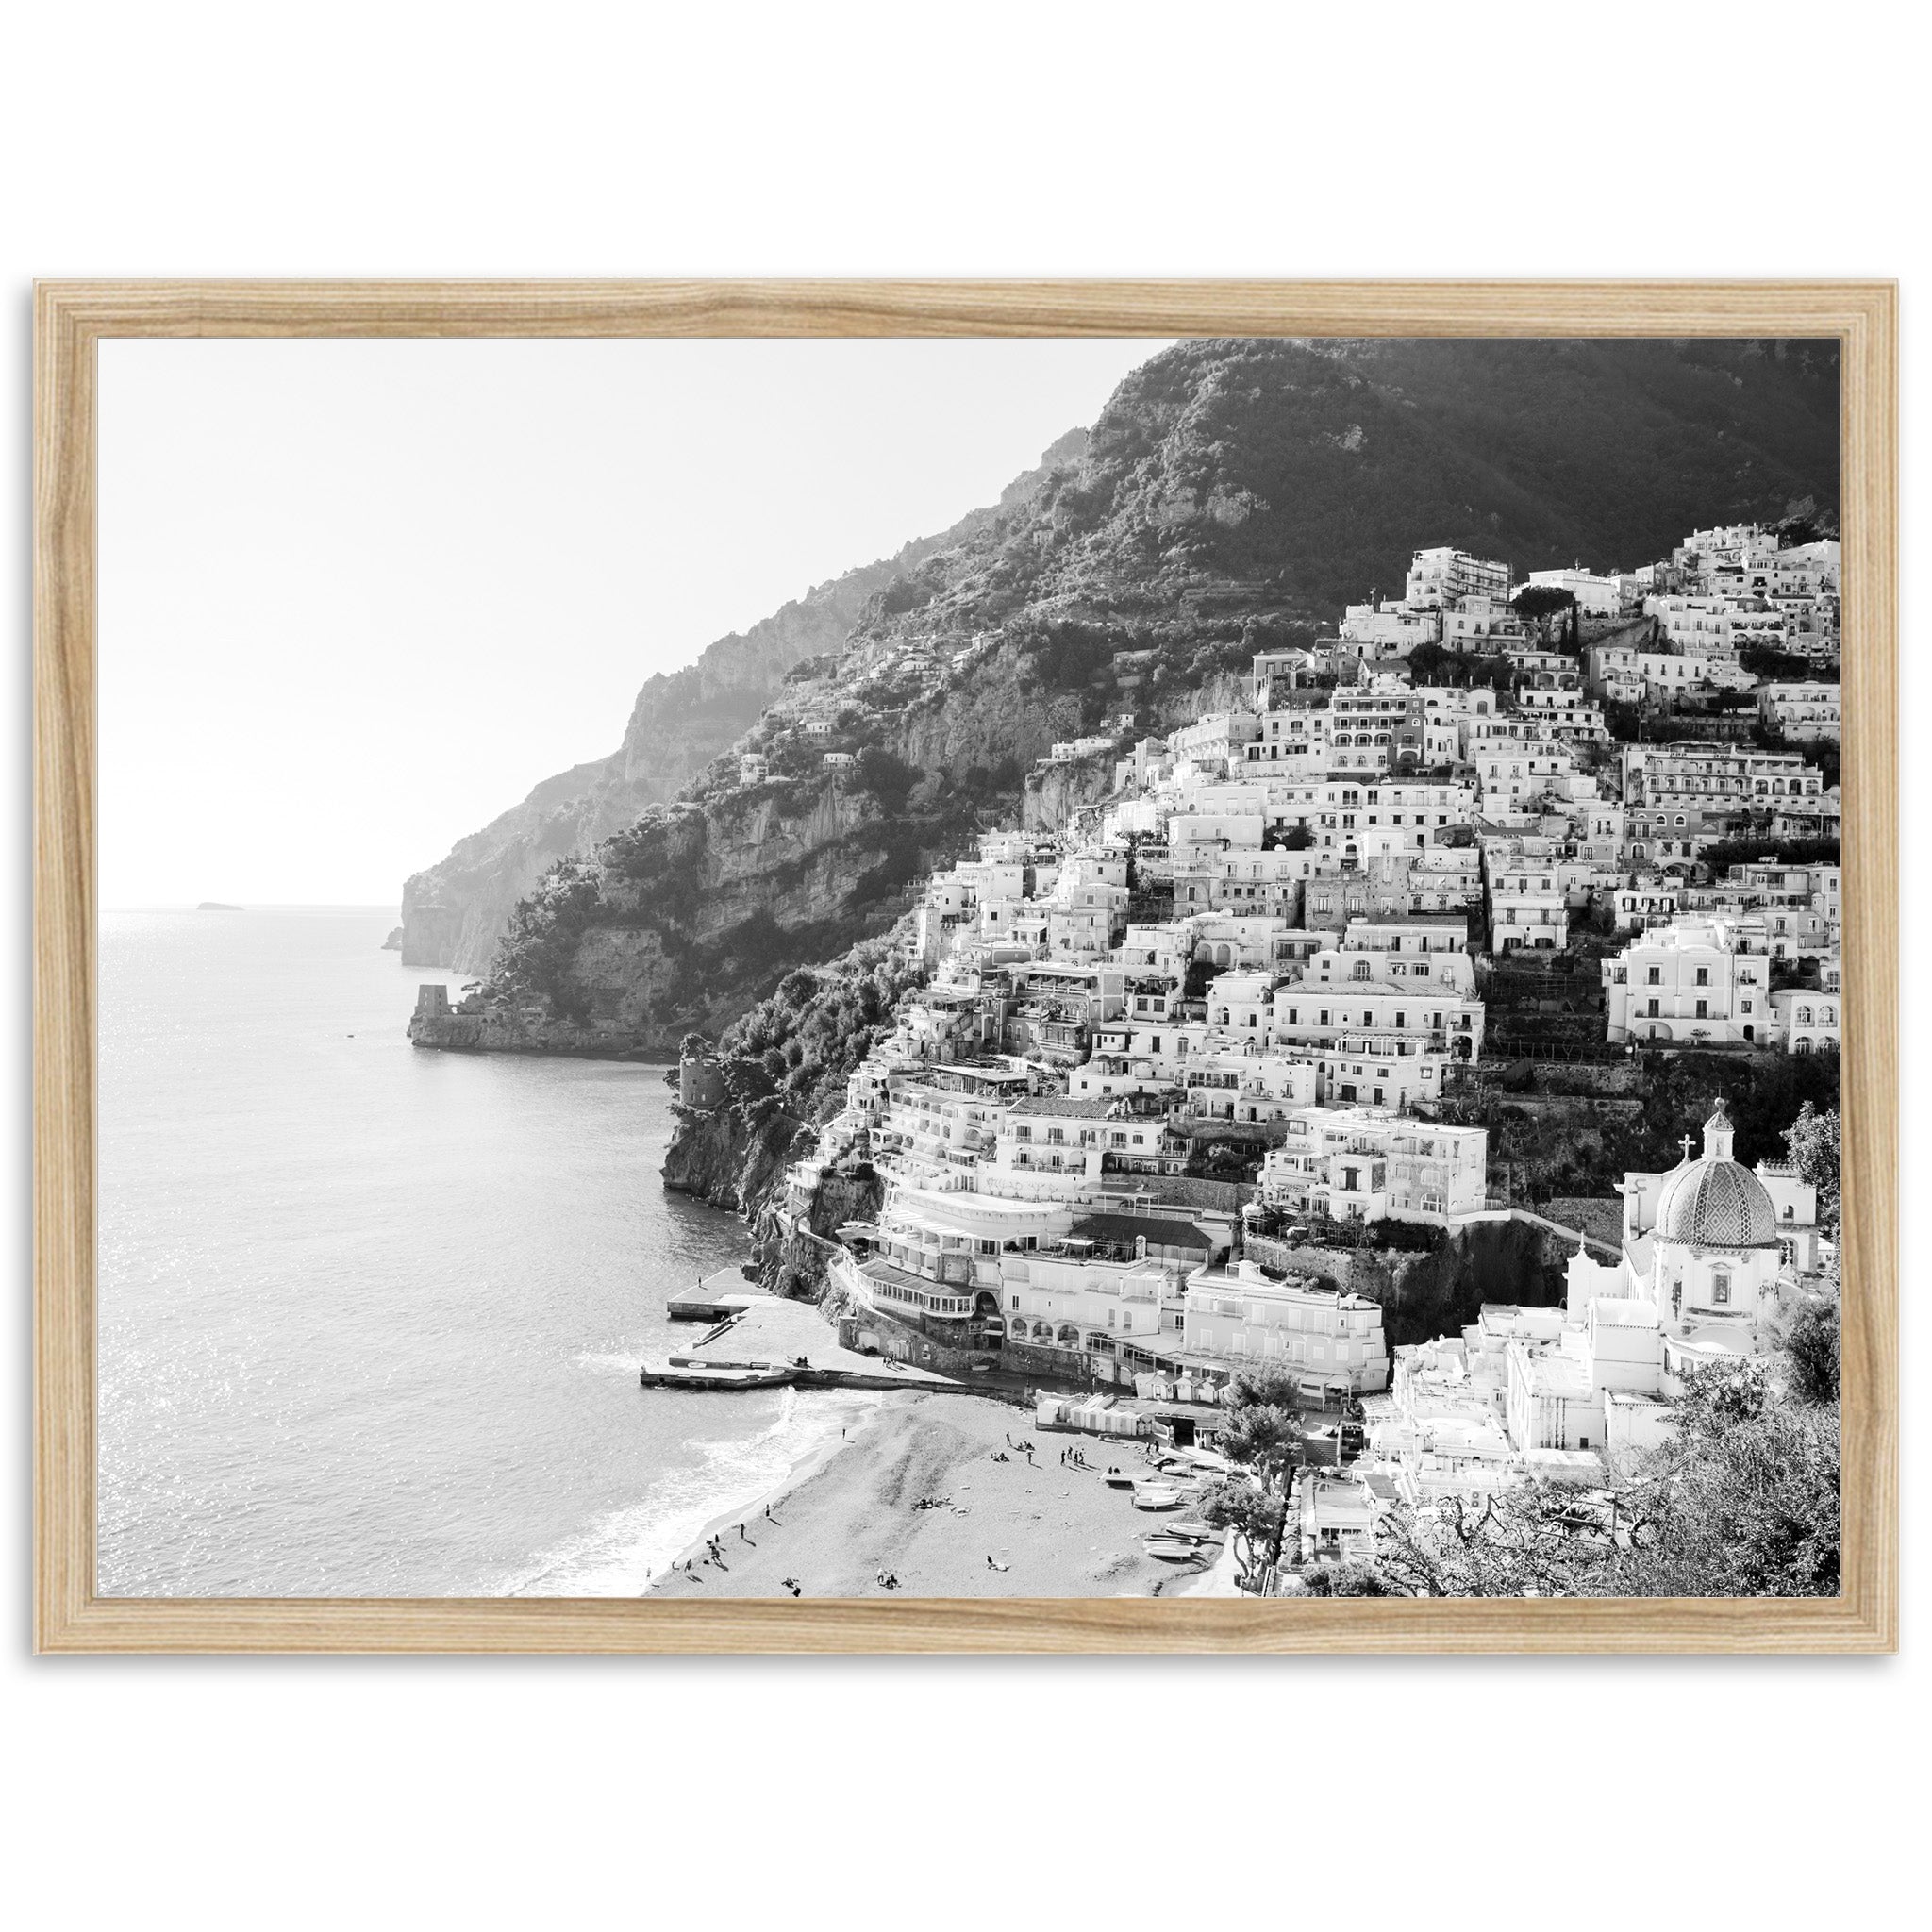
35;280;1895;1653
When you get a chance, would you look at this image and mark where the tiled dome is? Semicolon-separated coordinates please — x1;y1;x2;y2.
1655;1157;1780;1249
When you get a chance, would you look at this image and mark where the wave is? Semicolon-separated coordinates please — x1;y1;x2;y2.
505;1386;883;1597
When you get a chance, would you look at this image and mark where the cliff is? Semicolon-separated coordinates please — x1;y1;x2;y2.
658;1097;808;1213
400;429;1092;973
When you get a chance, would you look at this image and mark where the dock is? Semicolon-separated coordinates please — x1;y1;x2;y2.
666;1264;764;1323
678;1295;958;1394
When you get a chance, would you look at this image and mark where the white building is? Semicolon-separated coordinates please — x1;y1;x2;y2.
1181;1259;1391;1399
1767;987;1840;1056
1527;566;1629;616
1757;682;1841;741
1601;915;1773;1047
1406;546;1511;608
1557;1100;1822;1398
1255;1105;1489;1224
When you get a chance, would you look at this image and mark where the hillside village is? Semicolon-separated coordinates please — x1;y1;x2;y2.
673;520;1842;1583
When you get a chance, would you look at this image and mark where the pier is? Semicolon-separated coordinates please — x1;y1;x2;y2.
666;1264;764;1323
654;1290;958;1393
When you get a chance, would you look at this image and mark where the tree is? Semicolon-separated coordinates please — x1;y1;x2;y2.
1782;1100;1840;1232
854;745;921;811
1369;1483;1603;1598
1209;1367;1306;1589
1298;1562;1398;1596
1200;1477;1279;1582
1781;1295;1840;1407
1511;585;1578;646
1595;1360;1840;1598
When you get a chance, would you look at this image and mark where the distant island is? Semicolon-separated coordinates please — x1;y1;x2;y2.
381;926;405;951
195;902;244;912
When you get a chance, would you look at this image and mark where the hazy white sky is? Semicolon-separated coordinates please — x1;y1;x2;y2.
99;336;1171;908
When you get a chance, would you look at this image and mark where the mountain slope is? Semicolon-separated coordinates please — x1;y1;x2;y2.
407;335;1840;1057
400;427;1091;972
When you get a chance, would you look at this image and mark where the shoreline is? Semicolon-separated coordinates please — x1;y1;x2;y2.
643;1390;1224;1600
643;1388;911;1589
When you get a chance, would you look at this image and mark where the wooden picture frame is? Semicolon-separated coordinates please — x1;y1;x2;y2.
34;280;1897;1654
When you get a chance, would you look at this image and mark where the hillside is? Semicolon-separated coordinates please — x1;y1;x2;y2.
407;335;1840;1058
399;427;1091;972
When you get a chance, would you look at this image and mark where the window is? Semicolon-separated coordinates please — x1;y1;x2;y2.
1647;967;1661;985
1695;967;1709;987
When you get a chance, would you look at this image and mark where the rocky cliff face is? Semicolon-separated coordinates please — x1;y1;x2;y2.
400;431;1091;974
658;1099;808;1213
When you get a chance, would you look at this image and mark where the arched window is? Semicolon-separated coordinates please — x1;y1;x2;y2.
1796;1005;1812;1024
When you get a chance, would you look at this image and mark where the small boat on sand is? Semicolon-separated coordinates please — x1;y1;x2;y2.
1143;1534;1207;1562
1105;1472;1138;1490
1132;1481;1184;1511
639;1356;798;1391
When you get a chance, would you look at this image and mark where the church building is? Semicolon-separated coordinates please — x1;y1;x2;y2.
1500;1101;1822;1462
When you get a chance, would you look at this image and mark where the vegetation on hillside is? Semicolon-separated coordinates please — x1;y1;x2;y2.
679;936;930;1140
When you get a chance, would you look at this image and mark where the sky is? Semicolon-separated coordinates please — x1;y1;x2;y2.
97;336;1172;908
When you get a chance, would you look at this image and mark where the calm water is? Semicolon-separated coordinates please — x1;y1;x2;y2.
98;906;871;1597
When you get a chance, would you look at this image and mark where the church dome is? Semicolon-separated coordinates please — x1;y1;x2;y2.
1653;1100;1781;1249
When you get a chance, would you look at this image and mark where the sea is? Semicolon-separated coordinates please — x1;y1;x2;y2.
97;904;876;1597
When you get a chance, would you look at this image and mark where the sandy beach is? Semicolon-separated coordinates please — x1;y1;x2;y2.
644;1391;1224;1599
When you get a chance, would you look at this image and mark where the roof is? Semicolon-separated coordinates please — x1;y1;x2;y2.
1656;1158;1780;1248
1008;1095;1117;1118
1070;1211;1216;1253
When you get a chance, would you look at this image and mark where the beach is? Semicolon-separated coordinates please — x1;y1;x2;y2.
645;1391;1227;1599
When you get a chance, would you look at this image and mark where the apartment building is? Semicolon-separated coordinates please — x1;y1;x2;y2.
1757;681;1841;741
1600;916;1773;1045
1406;546;1511;608
1255;1104;1490;1224
1181;1260;1391;1399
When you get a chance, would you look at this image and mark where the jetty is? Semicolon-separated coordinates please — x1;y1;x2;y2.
644;1291;957;1395
666;1265;764;1323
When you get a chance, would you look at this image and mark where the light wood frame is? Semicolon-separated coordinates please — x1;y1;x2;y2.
35;280;1897;1653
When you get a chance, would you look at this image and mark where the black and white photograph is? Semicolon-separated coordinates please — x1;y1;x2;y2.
8;6;1924;1926
96;334;1846;1605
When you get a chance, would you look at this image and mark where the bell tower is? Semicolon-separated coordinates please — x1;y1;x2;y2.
1702;1097;1736;1162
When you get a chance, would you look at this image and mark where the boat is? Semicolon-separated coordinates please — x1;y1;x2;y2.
1142;1535;1204;1562
1104;1472;1138;1490
1167;1519;1222;1540
1132;1481;1184;1511
638;1355;798;1391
